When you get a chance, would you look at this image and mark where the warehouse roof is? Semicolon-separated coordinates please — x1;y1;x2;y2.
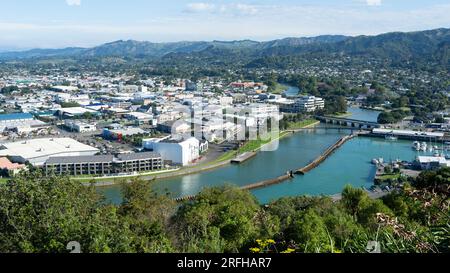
0;138;99;161
0;113;34;121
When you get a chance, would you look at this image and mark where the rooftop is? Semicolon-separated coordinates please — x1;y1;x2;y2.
46;155;114;164
0;138;99;160
0;113;34;121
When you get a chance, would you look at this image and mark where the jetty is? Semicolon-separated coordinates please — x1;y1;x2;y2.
241;171;295;191
231;152;257;164
295;134;356;175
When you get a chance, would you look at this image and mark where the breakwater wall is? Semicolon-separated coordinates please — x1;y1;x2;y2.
174;171;294;203
296;134;356;175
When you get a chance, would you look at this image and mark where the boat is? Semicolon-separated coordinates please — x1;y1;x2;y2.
385;135;398;141
413;141;421;151
371;158;379;165
420;142;427;152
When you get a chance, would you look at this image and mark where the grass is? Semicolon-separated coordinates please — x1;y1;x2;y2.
286;119;319;130
331;112;352;118
377;173;401;181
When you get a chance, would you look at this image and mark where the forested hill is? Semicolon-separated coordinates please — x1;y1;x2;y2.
0;28;448;68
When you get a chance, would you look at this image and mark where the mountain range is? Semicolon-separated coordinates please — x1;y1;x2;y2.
0;28;449;65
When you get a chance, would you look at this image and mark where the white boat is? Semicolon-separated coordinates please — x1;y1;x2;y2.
420;142;427;152
371;159;379;165
413;141;421;151
385;135;398;141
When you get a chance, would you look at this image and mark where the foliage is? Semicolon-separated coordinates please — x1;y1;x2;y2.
0;168;448;253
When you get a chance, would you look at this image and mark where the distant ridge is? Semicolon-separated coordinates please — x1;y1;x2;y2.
0;28;448;64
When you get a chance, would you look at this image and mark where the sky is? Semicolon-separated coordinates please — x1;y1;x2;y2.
0;0;449;50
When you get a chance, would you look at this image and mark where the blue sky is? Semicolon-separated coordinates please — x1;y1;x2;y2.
0;0;449;49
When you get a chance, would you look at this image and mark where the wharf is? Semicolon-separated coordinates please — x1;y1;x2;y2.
231;152;257;164
295;134;356;175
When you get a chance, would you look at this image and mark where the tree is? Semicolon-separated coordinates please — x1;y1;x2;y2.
119;178;176;253
285;209;330;252
0;171;133;253
341;185;370;221
173;185;261;253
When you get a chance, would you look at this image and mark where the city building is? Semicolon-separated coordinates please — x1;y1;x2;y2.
102;127;147;141
0;157;27;176
157;120;191;134
279;96;325;113
0;113;49;134
57;107;99;119
125;112;156;125
0;138;99;166
64;120;97;133
143;137;201;166
44;152;163;176
414;156;450;170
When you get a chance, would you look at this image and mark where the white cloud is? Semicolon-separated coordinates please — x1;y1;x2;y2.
228;4;259;15
185;2;259;16
66;0;81;6
185;3;215;13
366;0;382;6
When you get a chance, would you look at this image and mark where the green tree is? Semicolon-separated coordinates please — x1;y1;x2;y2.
0;171;133;253
173;185;261;253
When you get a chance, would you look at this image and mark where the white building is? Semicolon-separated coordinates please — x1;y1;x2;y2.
143;137;201;166
0;138;99;166
415;156;450;170
125;112;155;125
64;120;97;133
294;96;325;112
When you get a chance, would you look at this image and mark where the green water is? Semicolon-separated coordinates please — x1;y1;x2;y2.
100;125;429;204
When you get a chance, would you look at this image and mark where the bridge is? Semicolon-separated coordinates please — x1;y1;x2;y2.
316;116;380;129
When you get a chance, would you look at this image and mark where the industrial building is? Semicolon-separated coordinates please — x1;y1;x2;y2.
0;138;100;166
57;107;99;119
371;129;445;141
414;156;450;170
44;152;163;176
143;137;202;166
64;120;97;133
0;113;49;134
103;127;147;140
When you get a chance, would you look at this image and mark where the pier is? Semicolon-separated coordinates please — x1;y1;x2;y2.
231;152;257;164
295;134;356;175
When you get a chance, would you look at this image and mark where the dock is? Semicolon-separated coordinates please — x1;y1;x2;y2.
241;171;294;191
295;134;356;175
231;152;257;164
